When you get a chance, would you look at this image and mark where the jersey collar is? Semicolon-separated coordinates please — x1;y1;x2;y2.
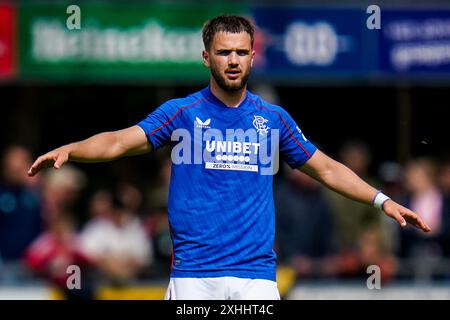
201;86;250;110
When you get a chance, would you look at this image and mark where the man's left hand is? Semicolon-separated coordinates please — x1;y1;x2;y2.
382;200;431;232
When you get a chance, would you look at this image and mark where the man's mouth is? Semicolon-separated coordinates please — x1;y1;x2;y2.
226;70;241;79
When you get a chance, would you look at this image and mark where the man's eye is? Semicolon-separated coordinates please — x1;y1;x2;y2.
237;51;248;56
217;51;230;56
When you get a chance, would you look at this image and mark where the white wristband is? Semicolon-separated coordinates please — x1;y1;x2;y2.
372;191;391;210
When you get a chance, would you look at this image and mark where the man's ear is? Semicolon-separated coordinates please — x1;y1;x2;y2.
250;50;256;67
202;50;210;68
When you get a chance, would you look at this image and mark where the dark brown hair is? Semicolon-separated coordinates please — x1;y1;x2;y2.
202;15;255;51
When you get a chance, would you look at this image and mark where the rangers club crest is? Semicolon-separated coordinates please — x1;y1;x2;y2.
253;115;269;135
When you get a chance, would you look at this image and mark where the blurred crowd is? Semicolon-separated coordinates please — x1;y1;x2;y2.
0;142;449;298
0;145;171;299
274;140;450;284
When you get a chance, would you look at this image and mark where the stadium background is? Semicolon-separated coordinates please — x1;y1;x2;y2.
0;0;449;299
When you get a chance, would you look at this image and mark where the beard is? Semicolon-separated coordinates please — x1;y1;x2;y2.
210;65;251;92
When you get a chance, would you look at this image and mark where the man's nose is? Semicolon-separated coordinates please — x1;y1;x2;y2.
228;52;238;66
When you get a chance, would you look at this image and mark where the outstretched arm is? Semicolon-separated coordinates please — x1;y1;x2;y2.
299;150;431;232
28;125;151;176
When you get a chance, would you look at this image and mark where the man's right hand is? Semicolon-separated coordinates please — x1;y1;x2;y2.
28;126;152;177
28;146;70;176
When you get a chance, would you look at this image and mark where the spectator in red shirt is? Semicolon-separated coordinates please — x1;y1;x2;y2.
24;213;94;299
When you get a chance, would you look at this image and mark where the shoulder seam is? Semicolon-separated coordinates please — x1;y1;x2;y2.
147;97;204;137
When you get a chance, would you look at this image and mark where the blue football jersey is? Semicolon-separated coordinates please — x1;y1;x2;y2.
137;87;317;281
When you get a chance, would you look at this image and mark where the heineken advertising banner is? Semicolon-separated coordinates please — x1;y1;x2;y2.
17;2;450;82
0;3;15;79
19;2;246;81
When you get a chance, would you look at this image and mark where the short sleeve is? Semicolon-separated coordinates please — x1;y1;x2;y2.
137;101;178;151
278;108;317;168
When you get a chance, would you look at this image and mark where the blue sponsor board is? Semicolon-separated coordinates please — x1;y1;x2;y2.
251;6;379;79
380;9;450;74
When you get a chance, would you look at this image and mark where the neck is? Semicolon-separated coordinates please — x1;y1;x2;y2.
210;79;247;108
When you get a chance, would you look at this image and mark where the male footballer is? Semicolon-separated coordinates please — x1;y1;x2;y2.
28;15;431;300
